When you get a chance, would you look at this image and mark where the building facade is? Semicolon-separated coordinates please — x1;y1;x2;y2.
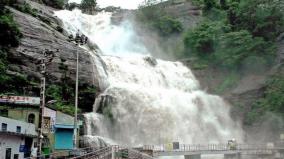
0;95;80;155
54;111;75;150
0;116;37;159
0;95;40;128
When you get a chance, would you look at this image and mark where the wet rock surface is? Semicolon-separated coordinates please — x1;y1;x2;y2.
8;5;100;88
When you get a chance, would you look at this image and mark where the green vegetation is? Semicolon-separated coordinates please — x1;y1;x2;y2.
181;0;284;126
46;83;97;115
214;30;275;68
214;72;240;94
13;2;38;17
42;0;65;9
0;9;22;47
65;2;80;11
136;2;183;36
182;0;283;70
154;16;183;36
0;8;30;95
245;73;284;125
46;59;97;115
80;0;97;13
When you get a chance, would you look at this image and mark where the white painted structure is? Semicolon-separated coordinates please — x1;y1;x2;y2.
43;107;56;133
0;116;37;159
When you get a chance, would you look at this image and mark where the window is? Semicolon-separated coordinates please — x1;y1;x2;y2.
2;123;7;131
13;154;19;159
0;109;8;117
28;114;35;124
16;126;21;133
5;148;11;159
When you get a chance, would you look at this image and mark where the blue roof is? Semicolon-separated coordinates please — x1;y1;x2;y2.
54;124;74;129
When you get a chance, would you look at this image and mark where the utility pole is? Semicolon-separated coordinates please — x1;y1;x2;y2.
74;45;79;149
69;30;88;149
38;49;56;156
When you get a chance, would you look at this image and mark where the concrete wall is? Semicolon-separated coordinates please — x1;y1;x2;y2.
43;107;56;134
0;116;37;136
0;105;39;127
0;116;37;159
0;134;25;159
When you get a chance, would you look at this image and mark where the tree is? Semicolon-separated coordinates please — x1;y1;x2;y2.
42;0;65;9
81;0;97;13
154;16;183;36
203;0;217;11
220;0;227;9
183;21;222;56
0;10;22;47
214;30;274;68
230;0;284;40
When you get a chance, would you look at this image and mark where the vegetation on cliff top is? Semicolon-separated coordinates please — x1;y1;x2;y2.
0;5;28;95
183;0;284;126
136;3;183;36
183;0;283;69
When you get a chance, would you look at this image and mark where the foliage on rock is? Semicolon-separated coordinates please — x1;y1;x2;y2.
136;2;183;36
42;0;65;9
80;0;97;13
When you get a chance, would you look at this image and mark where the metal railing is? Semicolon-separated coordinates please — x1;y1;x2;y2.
142;143;284;155
24;146;108;159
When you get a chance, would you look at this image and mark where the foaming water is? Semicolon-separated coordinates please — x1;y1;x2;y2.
54;9;149;57
91;56;243;145
55;9;244;146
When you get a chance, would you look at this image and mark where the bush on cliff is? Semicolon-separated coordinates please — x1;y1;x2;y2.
42;0;65;9
154;16;183;36
245;74;284;125
80;0;97;13
0;9;22;47
136;4;183;36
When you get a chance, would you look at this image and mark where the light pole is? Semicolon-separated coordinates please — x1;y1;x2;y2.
38;49;57;156
69;30;88;149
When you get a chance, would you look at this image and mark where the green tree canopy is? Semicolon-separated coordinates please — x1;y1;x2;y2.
81;0;97;13
229;0;284;40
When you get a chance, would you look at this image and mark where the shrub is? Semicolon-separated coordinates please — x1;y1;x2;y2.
245;74;284;125
214;30;275;68
65;2;80;11
42;0;65;9
14;2;38;17
80;0;97;13
154;16;183;36
230;0;284;40
203;0;217;11
183;21;222;56
0;10;22;47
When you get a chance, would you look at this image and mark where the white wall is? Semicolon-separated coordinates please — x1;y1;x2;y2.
0;116;37;159
43;107;56;133
0;116;37;136
0;134;24;159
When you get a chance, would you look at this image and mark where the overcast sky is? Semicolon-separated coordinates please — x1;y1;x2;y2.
68;0;147;9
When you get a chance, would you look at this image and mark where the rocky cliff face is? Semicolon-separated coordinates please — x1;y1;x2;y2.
8;1;100;90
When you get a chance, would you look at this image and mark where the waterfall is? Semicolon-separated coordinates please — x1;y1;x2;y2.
54;9;243;146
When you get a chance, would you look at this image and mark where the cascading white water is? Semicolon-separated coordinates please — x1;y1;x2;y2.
55;8;243;147
55;9;149;57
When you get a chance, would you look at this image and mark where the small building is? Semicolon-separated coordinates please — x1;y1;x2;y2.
0;95;81;154
54;111;75;150
42;106;57;155
0;116;37;159
0;95;40;128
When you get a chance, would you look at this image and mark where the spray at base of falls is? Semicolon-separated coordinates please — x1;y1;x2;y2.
55;9;244;146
